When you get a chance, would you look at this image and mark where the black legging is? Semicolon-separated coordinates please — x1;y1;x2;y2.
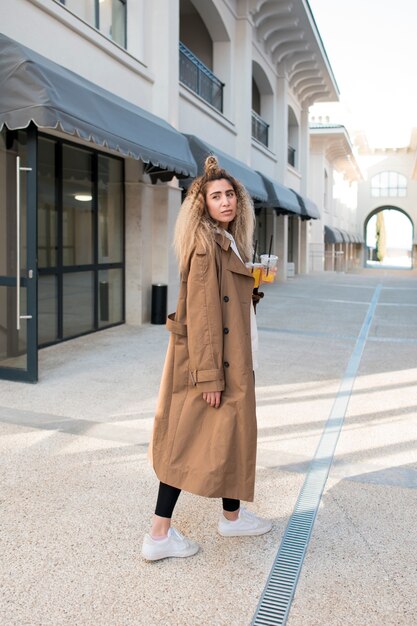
155;481;240;518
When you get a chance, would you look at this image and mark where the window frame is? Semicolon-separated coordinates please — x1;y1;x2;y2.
371;171;407;198
57;0;127;49
37;132;125;348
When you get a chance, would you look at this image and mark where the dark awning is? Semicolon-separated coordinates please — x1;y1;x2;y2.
292;191;321;220
324;225;344;244
256;172;302;216
183;135;268;201
0;34;197;180
338;229;352;243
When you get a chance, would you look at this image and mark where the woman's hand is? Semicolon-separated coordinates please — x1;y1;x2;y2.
202;391;222;408
252;289;264;313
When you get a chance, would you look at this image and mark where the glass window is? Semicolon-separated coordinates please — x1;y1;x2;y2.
62;145;93;266
62;0;95;25
0;131;28;274
0;130;32;374
60;0;126;48
98;269;123;327
38;275;58;345
37;135;124;348
38;138;57;268
0;286;27;369
371;172;407;197
100;0;126;47
63;272;94;337
98;156;123;263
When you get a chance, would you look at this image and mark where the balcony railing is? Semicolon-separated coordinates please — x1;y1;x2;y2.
251;110;269;147
179;42;224;113
288;145;296;167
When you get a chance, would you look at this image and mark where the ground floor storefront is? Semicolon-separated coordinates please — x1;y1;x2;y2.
0;125;185;382
0;34;196;382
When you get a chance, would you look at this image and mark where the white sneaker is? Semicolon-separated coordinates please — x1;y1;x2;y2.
142;527;199;561
218;507;272;537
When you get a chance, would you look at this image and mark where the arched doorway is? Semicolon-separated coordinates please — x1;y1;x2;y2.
364;206;414;269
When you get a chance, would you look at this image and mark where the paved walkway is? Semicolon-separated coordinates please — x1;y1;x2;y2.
1;269;416;625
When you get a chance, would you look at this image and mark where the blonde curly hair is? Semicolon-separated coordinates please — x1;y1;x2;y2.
174;156;255;272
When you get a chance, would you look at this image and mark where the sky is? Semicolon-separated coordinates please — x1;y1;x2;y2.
308;0;417;147
366;210;413;248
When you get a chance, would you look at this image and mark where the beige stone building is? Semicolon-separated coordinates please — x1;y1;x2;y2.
308;122;363;273
0;0;341;381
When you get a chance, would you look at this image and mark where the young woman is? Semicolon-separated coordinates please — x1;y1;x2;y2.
142;156;271;561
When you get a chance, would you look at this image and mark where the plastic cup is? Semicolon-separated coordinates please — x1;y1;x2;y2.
260;254;278;283
246;262;263;288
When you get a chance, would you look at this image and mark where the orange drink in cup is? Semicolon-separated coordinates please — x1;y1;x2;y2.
260;254;278;283
246;262;263;288
252;263;263;288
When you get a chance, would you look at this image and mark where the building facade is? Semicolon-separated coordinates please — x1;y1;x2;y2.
355;132;417;267
308;122;363;272
0;0;340;382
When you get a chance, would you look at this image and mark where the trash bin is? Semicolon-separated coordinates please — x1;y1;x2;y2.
151;284;167;324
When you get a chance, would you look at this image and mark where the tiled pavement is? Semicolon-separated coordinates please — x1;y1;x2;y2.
1;268;416;625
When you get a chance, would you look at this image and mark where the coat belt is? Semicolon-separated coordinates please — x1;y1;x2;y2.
189;369;224;384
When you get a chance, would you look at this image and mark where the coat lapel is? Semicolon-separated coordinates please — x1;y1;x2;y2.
214;232;254;279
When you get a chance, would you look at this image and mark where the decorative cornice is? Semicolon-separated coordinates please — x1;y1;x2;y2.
310;126;363;181
291;67;319;89
259;16;300;40
250;0;339;106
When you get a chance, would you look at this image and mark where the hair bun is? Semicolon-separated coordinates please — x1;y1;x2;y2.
204;155;219;175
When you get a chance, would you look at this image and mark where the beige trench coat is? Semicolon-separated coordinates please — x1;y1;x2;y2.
151;232;257;501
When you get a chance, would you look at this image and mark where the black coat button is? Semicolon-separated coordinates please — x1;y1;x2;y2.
224;361;230;368
223;327;229;334
223;296;229;302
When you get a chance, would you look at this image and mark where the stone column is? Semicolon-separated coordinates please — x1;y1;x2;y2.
310;219;324;272
275;213;288;281
125;160;182;324
149;0;180;127
275;70;289;181
299;220;309;274
234;10;252;161
299;108;310;195
151;183;182;316
125;160;152;325
274;70;289;281
291;216;301;274
299;109;310;274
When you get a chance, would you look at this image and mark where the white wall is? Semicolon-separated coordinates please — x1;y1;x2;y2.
179;89;238;153
3;0;154;110
356;151;417;243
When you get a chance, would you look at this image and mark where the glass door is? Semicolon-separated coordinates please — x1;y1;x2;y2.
0;128;38;382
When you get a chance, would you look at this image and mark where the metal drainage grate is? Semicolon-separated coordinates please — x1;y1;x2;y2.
251;285;381;626
251;463;329;625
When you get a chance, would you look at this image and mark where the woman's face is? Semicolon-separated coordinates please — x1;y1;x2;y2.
205;178;237;229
